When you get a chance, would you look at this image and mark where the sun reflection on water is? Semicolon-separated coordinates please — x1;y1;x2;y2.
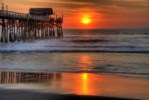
79;55;92;71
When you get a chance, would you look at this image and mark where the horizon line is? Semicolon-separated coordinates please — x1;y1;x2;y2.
63;28;149;30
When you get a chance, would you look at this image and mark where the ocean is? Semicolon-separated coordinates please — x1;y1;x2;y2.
0;29;149;78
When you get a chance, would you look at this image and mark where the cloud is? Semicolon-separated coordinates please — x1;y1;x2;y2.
2;0;149;28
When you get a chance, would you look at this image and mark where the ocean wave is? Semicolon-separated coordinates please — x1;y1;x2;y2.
0;49;149;53
64;29;149;35
63;39;110;43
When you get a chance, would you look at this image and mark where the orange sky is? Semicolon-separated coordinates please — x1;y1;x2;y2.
1;0;149;29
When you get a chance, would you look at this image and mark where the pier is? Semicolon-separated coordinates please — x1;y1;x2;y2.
0;3;63;43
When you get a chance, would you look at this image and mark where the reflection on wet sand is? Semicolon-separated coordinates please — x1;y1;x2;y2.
82;73;88;95
0;71;149;100
0;71;101;95
0;71;61;84
60;73;102;95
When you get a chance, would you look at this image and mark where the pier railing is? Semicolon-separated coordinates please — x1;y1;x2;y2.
0;10;54;21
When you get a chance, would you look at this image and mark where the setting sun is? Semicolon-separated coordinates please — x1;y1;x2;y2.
81;17;91;25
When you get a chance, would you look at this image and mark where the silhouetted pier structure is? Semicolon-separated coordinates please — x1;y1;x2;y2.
0;3;63;43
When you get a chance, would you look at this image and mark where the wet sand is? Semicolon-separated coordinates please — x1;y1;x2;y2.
0;89;135;100
0;71;149;100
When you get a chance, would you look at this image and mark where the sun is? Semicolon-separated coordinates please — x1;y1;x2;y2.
81;17;91;25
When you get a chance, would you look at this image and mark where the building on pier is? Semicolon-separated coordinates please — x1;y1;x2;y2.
29;8;54;15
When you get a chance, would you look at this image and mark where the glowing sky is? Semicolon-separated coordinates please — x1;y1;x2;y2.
1;0;149;29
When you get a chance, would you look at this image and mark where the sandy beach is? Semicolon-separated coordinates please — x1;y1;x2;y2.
0;72;148;100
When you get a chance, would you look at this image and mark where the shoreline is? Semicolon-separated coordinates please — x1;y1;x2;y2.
0;69;149;79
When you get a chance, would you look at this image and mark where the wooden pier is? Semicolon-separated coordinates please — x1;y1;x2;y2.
0;3;63;43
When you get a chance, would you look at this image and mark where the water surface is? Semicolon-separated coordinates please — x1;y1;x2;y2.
0;29;149;77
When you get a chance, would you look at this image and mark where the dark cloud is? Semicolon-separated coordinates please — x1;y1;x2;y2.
63;0;149;16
